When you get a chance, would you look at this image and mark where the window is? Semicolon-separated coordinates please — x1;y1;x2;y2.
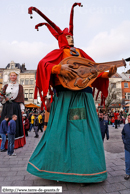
20;79;24;85
111;83;116;88
125;93;130;100
25;79;29;85
30;79;34;85
24;89;28;98
124;83;128;88
112;94;116;99
11;65;15;69
29;89;33;99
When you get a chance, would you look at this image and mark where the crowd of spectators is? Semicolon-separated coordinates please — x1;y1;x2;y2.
23;108;45;138
97;109;128;128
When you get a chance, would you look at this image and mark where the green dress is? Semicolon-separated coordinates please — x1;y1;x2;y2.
27;90;107;183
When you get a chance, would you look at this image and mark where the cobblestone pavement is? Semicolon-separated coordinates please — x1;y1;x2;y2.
0;124;130;194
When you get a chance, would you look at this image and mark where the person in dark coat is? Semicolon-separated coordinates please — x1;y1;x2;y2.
23;114;30;137
34;114;39;138
122;114;130;180
0;116;9;152
99;112;109;142
7;114;17;156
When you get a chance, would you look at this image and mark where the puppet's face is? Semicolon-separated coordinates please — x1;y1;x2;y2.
66;35;74;46
9;72;17;82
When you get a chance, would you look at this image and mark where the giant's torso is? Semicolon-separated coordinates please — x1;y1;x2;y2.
53;48;94;87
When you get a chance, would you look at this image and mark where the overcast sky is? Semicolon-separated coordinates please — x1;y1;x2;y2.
0;0;130;73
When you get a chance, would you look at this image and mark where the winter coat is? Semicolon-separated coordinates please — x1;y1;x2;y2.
0;120;8;134
99;118;109;141
122;123;130;152
24;118;30;130
7;120;16;135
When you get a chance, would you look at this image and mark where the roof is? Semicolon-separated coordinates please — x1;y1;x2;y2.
5;63;21;70
0;68;5;71
21;70;36;74
120;73;130;80
111;73;122;78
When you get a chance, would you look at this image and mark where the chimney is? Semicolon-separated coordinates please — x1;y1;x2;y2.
22;63;26;71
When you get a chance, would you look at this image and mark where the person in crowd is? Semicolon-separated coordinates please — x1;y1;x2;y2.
25;108;30;117
34;114;39;138
123;110;127;121
0;116;9;152
31;108;35;113
41;112;45;130
104;113;109;124
0;71;26;149
122;116;126;125
99;112;109;142
117;111;121;127
122;114;130;180
111;117;115;127
38;112;43;132
29;113;35;132
23;114;30;137
44;97;51;131
28;113;32;124
7;115;17;156
114;111;119;129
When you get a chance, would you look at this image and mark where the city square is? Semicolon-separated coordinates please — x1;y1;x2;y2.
0;124;130;194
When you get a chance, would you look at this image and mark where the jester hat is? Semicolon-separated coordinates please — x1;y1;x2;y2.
28;3;83;49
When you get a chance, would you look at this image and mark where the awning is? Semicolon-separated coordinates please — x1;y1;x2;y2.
25;103;40;108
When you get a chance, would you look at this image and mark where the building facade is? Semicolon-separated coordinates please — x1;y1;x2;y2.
19;70;36;105
0;68;4;90
120;73;130;106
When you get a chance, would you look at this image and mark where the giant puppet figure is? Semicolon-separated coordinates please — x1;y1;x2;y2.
0;71;26;149
27;3;117;183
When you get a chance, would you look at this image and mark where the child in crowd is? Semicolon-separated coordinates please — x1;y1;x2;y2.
111;117;115;127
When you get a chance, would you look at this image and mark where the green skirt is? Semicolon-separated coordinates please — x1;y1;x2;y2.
27;91;107;183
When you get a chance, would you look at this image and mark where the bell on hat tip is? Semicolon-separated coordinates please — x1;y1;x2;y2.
37;28;39;31
30;15;33;19
81;4;83;7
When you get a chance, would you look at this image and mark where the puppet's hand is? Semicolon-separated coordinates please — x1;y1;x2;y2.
60;64;77;81
108;65;117;77
5;97;9;101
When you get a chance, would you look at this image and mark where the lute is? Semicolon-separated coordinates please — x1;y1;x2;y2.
58;56;126;90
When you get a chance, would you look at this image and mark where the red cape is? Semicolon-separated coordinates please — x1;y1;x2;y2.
34;48;109;109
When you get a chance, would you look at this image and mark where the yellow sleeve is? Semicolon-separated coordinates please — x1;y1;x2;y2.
51;64;61;74
100;72;109;78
